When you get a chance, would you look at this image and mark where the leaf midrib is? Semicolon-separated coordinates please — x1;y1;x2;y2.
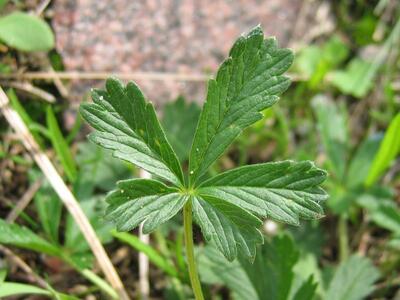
191;49;261;183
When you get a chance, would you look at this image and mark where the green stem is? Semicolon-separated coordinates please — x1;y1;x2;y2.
338;215;349;262
183;200;204;300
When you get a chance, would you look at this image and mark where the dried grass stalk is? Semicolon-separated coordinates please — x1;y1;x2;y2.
0;86;130;300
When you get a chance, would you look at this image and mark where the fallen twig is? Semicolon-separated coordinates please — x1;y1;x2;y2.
0;71;209;82
0;86;130;300
32;0;69;99
0;245;48;288
1;81;55;103
47;66;69;98
139;169;151;300
6;179;42;223
33;0;51;16
0;71;304;82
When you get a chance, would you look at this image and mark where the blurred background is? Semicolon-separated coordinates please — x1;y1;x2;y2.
0;0;399;299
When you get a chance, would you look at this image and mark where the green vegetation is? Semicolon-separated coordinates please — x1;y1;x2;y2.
0;1;399;299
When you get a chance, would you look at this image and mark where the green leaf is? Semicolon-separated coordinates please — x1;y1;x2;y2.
331;18;400;99
365;113;400;186
289;222;325;258
162;96;201;162
0;0;8;10
294;46;321;79
55;294;80;300
239;234;299;300
292;276;318;300
312;95;348;181
65;196;114;253
79;27;328;266
308;36;349;89
0;282;51;298
351;15;377;46
329;59;373;98
8;89;44;147
293;254;324;298
198;234;307;300
33;177;63;243
0;12;54;51
198;244;258;300
112;230;179;278
192;195;263;261
66;252;93;270
80;78;183;185
346;134;382;188
199;161;327;226
0;219;60;256
388;237;400;250
0;268;6;283
326;255;380;300
46;106;78;182
75;142;131;194
294;36;348;87
81;269;118;299
105;179;187;233
357;194;400;234
66;114;82;143
0;281;77;300
189;26;293;184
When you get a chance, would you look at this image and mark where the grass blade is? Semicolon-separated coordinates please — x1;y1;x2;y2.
112;230;179;278
46;106;78;182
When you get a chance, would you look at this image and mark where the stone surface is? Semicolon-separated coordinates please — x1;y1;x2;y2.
52;0;302;104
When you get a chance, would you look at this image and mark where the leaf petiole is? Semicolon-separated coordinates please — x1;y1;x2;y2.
183;199;204;300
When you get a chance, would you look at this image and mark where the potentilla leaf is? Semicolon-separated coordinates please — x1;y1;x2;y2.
326;255;380;300
80;77;184;186
192;195;263;261
239;234;299;300
79;26;328;265
105;179;187;233
189;26;294;184
199;161;328;225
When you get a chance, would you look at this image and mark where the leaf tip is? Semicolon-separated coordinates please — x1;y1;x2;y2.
106;76;125;92
247;24;263;37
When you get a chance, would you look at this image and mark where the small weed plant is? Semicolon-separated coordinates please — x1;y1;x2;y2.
80;26;328;299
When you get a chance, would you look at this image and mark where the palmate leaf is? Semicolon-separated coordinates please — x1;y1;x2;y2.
239;234;299;300
189;26;293;184
80;26;327;262
198;234;318;300
198;244;258;300
326;255;380;300
80;78;183;186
